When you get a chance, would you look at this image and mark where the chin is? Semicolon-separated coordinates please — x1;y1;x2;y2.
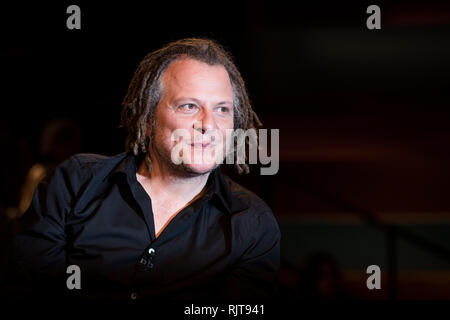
156;143;222;177
184;162;219;175
182;147;223;174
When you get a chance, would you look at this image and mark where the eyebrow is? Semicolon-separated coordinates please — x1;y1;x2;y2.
173;97;233;106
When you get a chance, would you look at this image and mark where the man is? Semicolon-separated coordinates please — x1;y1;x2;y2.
12;38;280;302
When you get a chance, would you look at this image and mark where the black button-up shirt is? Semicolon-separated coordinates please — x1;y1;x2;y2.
12;152;280;302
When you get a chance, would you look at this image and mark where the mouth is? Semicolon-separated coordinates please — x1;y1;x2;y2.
190;142;213;149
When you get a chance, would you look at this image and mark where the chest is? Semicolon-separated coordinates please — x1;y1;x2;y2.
67;197;236;284
150;199;187;237
137;180;202;237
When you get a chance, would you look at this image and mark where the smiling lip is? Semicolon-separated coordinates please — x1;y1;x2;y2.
190;142;214;149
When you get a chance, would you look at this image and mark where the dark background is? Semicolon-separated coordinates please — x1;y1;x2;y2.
1;0;450;300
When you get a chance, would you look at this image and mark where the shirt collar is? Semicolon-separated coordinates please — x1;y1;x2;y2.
108;152;248;214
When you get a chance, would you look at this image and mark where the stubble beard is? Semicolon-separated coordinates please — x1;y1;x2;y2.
150;133;221;179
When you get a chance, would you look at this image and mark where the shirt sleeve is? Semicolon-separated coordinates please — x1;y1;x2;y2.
11;155;86;296
216;208;281;301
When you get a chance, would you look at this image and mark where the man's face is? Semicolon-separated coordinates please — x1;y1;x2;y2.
150;58;234;176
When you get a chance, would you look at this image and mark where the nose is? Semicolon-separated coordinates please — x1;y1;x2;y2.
193;108;216;134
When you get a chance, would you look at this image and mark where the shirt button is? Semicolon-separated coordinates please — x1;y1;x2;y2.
130;292;138;300
148;248;155;255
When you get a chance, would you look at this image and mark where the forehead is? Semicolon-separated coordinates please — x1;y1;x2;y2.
160;58;233;98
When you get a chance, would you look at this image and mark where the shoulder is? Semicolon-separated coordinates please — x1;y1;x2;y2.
225;175;272;213
220;176;281;259
53;152;127;181
43;152;128;198
221;175;279;233
64;152;127;172
34;153;130;218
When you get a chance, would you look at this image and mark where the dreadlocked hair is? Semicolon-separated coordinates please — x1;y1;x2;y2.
120;37;262;174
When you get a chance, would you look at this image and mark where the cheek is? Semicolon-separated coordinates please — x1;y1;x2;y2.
223;129;232;142
216;116;234;131
218;118;234;142
165;114;196;133
222;130;234;151
156;114;194;142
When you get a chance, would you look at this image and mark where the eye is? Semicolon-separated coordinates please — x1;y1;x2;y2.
177;103;198;113
216;106;231;114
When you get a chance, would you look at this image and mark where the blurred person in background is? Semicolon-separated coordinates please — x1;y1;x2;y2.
298;252;353;300
1;118;82;298
9;118;83;219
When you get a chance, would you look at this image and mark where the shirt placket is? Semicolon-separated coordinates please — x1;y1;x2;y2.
124;162;214;301
127;199;207;301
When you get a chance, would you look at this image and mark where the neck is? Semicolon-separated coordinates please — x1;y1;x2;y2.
136;153;210;201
